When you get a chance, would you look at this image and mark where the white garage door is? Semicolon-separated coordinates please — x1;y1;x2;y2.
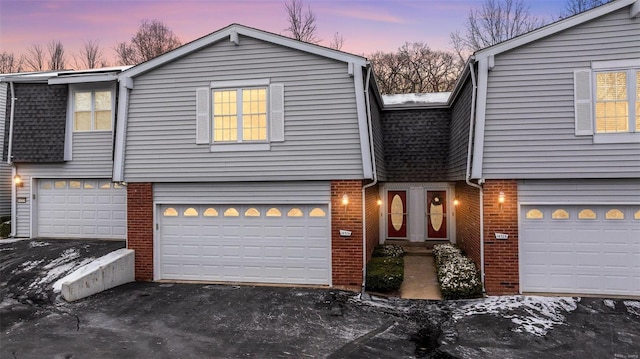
37;179;126;239
159;204;331;285
521;205;640;296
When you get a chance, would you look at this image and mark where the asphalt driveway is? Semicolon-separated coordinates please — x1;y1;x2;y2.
1;238;639;358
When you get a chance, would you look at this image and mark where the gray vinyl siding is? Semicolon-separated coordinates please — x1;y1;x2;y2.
154;181;330;204
11;131;115;237
0;83;10;217
448;77;472;181
483;7;640;179
518;179;640;204
125;35;363;182
370;91;387;182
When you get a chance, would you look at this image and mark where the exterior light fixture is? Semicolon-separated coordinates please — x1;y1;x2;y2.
14;175;23;188
376;198;382;206
342;194;349;206
453;199;460;206
498;191;505;204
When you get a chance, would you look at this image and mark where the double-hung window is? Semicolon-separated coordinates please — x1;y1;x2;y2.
195;80;284;151
574;60;640;143
73;89;113;131
212;87;267;142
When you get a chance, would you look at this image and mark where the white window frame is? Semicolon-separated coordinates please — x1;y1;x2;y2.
591;59;640;144
211;84;269;145
196;79;284;152
71;85;115;132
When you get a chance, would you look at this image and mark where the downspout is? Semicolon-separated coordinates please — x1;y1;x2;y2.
465;60;485;293
361;64;377;295
8;81;16;237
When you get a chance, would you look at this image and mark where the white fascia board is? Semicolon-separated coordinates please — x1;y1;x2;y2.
112;82;130;182
474;0;636;60
631;0;640;18
120;24;367;80
48;74;118;84
471;57;489;180
353;65;373;179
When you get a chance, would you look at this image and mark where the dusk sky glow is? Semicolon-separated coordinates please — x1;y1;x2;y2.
1;0;566;66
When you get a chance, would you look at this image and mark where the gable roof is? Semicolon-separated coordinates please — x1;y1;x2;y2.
121;23;368;79
474;0;639;59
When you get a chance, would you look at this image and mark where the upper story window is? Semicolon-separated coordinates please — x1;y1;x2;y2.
212;87;267;142
73;89;113;131
574;60;640;143
594;70;639;134
195;79;284;152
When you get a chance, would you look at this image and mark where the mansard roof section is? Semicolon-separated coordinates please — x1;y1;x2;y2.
474;0;638;59
120;23;369;79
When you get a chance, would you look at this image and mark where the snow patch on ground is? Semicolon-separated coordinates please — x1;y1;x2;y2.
52;248;130;292
624;301;640;317
0;238;29;244
603;299;616;309
382;92;451;105
452;296;579;336
29;241;50;248
20;259;44;272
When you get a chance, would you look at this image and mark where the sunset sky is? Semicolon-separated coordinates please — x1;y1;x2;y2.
0;0;566;66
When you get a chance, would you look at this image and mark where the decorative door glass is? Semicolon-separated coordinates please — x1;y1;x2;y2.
387;191;407;238
426;191;447;239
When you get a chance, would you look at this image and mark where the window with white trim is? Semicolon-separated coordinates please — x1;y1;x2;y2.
73;89;113;131
195;80;285;151
594;70;639;133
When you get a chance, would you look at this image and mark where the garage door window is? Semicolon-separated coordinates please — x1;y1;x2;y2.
266;208;282;217
245;208;260;217
100;181;111;189
288;208;303;217
84;182;94;189
578;209;597;219
525;209;543;219
55;181;66;189
70;181;81;189
552;209;570;219
224;208;240;217
204;208;218;216
310;208;326;217
41;181;52;190
605;209;624;219
163;208;178;216
635;210;640;219
184;208;198;217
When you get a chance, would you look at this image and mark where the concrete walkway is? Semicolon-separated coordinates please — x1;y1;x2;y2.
396;242;443;300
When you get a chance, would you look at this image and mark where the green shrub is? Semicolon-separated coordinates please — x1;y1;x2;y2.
365;256;404;293
371;244;405;258
433;243;482;300
0;220;10;238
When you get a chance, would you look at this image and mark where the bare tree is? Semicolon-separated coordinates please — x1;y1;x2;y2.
73;40;108;69
329;32;344;50
115;19;182;65
47;40;66;70
561;0;613;17
23;44;46;71
284;0;318;43
369;43;461;95
0;52;23;73
450;0;545;53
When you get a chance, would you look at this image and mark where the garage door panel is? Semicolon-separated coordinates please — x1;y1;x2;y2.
37;179;126;239
159;204;330;285
521;204;640;296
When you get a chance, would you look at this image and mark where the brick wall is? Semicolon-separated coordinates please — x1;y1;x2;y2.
454;181;481;267
127;182;154;281
331;180;364;288
364;184;381;261
483;179;519;294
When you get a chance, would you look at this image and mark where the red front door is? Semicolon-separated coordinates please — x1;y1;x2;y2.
387;191;407;238
426;191;447;239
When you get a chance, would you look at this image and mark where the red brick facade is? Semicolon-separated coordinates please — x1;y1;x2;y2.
454;181;481;268
483;179;519;294
331;180;364;289
127;182;154;281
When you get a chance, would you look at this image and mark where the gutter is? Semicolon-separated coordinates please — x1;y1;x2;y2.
8;82;16;237
465;59;485;293
361;65;377;295
113;77;134;182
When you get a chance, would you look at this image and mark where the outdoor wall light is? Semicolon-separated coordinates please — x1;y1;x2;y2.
453;199;460;206
14;175;23;188
498;191;506;204
342;194;349;206
376;198;382;206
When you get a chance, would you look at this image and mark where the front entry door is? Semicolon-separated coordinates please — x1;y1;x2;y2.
426;191;447;239
387;191;407;238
